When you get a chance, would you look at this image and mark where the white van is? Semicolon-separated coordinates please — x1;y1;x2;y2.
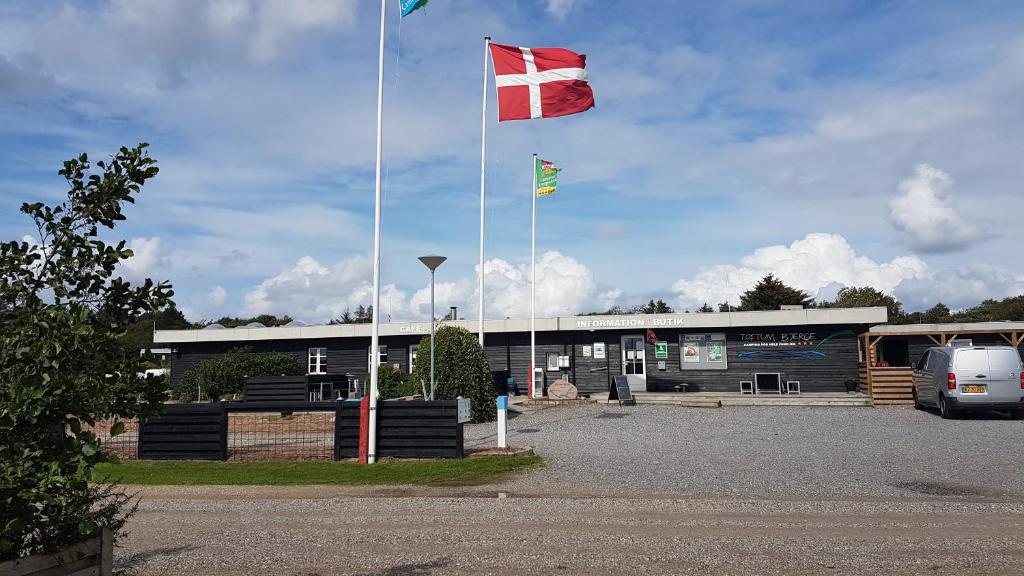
912;346;1024;419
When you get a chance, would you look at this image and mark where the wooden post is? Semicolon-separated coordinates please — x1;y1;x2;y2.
100;528;113;576
358;396;370;464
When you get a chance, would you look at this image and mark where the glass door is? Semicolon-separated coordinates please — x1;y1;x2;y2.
622;336;646;391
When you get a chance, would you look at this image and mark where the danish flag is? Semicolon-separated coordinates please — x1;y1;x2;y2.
489;43;595;122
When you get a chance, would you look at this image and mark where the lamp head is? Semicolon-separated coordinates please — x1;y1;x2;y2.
418;255;447;272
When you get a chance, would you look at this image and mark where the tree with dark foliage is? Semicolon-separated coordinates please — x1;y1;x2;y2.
0;144;173;561
738;274;813;311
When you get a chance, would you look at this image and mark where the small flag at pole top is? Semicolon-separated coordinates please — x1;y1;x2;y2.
401;0;428;17
535;158;560;197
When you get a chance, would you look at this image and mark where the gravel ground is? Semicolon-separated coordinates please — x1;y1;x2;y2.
117;404;1024;575
466;403;1024;499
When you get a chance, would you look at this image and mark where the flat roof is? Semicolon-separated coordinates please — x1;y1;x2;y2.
153;307;888;344
869;321;1024;335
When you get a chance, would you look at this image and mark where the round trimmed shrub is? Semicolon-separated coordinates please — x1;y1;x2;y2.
409;325;495;422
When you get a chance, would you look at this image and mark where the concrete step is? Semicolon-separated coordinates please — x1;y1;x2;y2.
632;393;872;408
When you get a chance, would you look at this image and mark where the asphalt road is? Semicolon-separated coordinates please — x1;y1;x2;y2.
119;404;1024;575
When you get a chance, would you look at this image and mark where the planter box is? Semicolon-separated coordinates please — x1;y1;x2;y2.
0;528;112;576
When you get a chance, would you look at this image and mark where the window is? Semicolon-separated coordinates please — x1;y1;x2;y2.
367;345;388;372
546;352;560;371
409;345;419;374
915;351;930;371
308;347;327;374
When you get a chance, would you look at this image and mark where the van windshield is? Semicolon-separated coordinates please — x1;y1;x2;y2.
988;349;1023;371
954;349;989;372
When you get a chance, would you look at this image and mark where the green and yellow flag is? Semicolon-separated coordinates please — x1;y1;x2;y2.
535;158;560;197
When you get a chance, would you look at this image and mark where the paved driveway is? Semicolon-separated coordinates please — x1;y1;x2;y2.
467;403;1024;499
118;404;1024;575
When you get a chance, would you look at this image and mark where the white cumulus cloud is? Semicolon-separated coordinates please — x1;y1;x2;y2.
889;163;980;253
208;285;227;306
241;251;605;323
119;237;168;281
672;233;929;309
545;0;576;20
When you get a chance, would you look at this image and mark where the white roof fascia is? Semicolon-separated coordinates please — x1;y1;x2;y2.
154;307;887;344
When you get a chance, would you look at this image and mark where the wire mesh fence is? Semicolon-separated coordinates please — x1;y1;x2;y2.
226;411;335;461
85;419;139;461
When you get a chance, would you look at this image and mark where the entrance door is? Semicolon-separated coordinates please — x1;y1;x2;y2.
621;336;647;392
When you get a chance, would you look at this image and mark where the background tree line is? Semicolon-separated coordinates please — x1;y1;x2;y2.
583;274;1024;322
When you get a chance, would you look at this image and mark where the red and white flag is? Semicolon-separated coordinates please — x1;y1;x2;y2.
489;43;595;122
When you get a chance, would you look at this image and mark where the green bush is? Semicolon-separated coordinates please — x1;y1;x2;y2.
409;326;495;422
176;348;301;402
0;144;171;561
376;364;419;399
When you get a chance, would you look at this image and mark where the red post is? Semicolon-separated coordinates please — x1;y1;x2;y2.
527;364;533;399
358;396;370;464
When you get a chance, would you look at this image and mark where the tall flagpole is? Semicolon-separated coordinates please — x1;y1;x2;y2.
367;0;387;465
530;153;537;398
478;37;491;348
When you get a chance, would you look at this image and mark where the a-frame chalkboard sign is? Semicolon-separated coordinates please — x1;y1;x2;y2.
608;375;636;406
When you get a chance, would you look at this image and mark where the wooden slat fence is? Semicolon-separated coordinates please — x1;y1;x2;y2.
243;376;308;402
377;401;464;459
139;400;463;460
869;367;914;405
139;403;227;460
0;529;112;576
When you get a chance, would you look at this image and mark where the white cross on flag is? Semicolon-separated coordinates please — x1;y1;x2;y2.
489;43;595;122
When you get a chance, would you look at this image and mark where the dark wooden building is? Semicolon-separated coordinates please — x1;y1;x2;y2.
155;307;888;398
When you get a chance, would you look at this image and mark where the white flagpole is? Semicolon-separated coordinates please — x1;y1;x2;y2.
367;0;387;465
478;36;491;349
530;153;537;398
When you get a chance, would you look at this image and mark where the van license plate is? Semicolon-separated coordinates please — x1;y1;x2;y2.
963;385;986;394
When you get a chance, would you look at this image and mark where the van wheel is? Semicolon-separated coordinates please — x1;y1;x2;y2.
939;395;956;419
912;388;923;410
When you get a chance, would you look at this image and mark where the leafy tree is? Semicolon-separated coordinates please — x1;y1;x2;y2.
120;304;190;361
697;303;715;313
821;286;904;319
409;326;495;422
582;299;674;316
330;308;356;325
176;348;302;402
718;302;735;312
204;314;293;328
953;296;1024;322
738;274;813;311
922;302;953;324
0;144;172;560
639;299;673;314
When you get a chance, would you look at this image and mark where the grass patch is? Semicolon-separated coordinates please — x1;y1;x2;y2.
94;456;542;487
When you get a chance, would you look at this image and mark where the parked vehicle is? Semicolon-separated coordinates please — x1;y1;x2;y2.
912;346;1024;419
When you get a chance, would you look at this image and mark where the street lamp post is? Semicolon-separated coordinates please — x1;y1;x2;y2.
418;255;446;400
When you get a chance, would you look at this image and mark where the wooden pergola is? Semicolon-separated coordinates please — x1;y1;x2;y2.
858;324;1024;405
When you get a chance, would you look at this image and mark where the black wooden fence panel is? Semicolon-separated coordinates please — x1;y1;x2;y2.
375;401;464;459
243;376;308;402
139;403;227;461
335;401;362;459
139;400;463;460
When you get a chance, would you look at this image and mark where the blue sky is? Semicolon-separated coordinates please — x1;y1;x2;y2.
1;0;1022;322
